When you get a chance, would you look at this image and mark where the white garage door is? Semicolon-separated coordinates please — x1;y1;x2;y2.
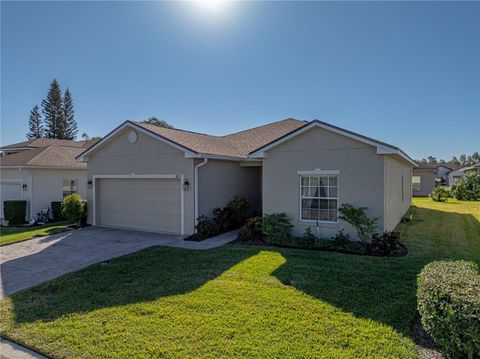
98;178;181;234
0;182;22;219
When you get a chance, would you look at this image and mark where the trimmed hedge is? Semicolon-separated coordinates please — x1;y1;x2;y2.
3;200;27;225
417;260;480;359
51;201;65;221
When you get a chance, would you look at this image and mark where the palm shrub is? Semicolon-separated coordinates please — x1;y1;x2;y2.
262;213;293;246
417;260;480;359
429;186;451;202
338;203;377;242
451;172;480;201
62;194;86;226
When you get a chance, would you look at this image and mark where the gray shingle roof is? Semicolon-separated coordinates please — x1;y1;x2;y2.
0;145;87;168
135;118;307;158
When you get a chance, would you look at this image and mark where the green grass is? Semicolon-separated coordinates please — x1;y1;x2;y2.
0;222;71;246
0;198;478;358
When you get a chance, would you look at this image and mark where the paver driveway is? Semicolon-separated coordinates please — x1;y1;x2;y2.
0;226;236;298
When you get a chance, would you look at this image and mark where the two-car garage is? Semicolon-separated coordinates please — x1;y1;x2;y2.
95;176;183;235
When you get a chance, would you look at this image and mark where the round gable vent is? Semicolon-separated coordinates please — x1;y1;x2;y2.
128;130;138;144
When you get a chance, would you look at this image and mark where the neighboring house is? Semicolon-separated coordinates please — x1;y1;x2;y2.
0;139;96;223
76;118;416;238
448;165;469;185
412;163;454;197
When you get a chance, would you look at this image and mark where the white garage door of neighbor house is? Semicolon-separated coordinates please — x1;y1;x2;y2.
0;182;22;219
98;178;181;234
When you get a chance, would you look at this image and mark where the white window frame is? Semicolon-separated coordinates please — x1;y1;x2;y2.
62;179;78;197
298;170;339;224
412;175;421;192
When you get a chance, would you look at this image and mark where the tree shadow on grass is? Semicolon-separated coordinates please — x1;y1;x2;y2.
5;244;259;324
272;205;480;336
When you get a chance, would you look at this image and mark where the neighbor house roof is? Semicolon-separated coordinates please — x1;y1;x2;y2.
77;118;416;166
414;162;454;171
1;138;97;151
0;145;87;169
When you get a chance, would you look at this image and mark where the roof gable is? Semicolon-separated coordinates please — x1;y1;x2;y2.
0;144;86;168
249;120;417;166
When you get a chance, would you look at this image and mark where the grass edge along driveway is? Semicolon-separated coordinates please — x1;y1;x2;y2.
0;222;71;246
0;198;478;358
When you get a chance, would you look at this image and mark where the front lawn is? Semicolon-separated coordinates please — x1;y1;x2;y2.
0;222;71;246
0;198;478;358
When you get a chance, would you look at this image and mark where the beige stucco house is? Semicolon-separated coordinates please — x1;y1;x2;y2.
0;139;95;223
412;163;455;197
76;118;416;239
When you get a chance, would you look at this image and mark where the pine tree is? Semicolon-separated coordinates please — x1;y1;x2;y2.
63;88;78;140
42;79;65;139
26;105;43;139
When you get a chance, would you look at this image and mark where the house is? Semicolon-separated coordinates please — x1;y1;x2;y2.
76;118;416;239
411;162;454;197
0;139;96;223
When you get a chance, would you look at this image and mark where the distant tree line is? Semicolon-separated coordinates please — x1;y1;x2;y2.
419;152;480;166
27;79;78;140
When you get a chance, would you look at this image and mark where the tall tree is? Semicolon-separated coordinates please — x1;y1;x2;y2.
459;154;467;166
141;117;174;128
63;88;78;139
42;79;65;139
26;105;43;139
427;156;437;164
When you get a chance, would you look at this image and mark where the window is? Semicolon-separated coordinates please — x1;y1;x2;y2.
63;179;78;197
300;175;338;222
412;176;421;191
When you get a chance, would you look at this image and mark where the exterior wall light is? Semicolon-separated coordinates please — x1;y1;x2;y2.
87;180;93;188
22;183;28;191
183;180;190;191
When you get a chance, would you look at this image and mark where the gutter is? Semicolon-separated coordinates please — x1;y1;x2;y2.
194;158;208;228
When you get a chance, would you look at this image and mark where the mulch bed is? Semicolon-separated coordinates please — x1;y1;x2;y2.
410;314;445;359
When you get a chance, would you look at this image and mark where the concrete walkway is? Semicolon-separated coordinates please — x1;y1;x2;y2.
0;338;47;359
0;226;238;299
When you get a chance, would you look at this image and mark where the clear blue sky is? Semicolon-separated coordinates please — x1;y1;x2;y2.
1;1;479;160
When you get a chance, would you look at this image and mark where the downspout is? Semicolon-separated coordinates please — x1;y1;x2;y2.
194;158;208;227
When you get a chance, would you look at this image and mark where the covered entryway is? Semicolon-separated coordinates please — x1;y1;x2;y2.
96;176;183;234
0;180;23;220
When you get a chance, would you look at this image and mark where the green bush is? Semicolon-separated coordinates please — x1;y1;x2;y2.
369;231;402;256
51;201;65;221
338;203;378;242
194;215;219;240
226;196;250;228
262;213;293;246
429;186;451;202
62;194;86;226
3;200;27;225
451;172;480;201
211;207;234;233
332;230;350;248
237;216;263;243
417;261;480;359
295;227;316;248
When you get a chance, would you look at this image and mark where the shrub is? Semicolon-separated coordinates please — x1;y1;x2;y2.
51;201;65;221
429;186;451;202
194;214;219;239
338;203;378;242
211;207;234;233
451;172;480;201
293;227;316;248
237;216;263;243
262;213;293;246
417;261;480;359
226;196;250;227
369;231;402;256
3;200;27;225
332;230;350;248
62;194;86;226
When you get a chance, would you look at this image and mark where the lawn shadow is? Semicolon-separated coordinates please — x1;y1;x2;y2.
4;240;260;324
272;205;480;336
